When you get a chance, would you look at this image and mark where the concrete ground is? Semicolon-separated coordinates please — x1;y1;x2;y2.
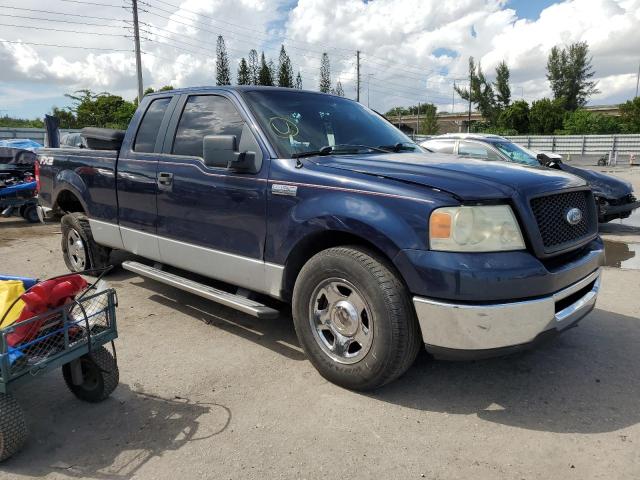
0;167;639;480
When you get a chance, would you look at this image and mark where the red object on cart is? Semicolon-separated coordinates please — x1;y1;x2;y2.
7;275;87;347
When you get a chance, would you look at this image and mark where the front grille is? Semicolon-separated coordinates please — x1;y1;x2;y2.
530;190;596;252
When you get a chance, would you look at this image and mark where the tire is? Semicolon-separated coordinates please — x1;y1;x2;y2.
61;212;111;273
62;346;119;403
0;394;28;462
21;205;40;223
292;246;421;391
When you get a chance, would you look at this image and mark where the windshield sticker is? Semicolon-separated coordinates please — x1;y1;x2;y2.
269;117;299;138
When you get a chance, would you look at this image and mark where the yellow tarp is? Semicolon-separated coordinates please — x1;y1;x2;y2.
0;280;26;328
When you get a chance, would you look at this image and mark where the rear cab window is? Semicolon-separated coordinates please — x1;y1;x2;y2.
134;97;172;153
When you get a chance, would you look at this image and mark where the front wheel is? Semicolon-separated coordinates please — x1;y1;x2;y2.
62;346;119;403
292;246;421;391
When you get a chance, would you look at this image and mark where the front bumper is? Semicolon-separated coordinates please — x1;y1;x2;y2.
413;268;601;360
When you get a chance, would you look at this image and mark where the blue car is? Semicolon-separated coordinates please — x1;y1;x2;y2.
36;87;603;389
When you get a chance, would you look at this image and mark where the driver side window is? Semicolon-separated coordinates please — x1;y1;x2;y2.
172;95;245;159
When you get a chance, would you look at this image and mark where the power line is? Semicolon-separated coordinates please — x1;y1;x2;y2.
0;22;128;37
138;3;355;64
0;5;129;21
58;0;126;7
0;39;132;52
0;13;128;28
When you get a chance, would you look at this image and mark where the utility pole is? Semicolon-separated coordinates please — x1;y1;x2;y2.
467;89;472;133
416;102;420;136
132;0;144;103
636;61;640;98
356;50;361;102
451;84;455;113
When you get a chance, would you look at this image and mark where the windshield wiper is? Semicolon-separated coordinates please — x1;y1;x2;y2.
377;142;417;152
291;144;390;159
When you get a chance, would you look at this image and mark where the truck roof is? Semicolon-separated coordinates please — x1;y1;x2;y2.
146;85;345;99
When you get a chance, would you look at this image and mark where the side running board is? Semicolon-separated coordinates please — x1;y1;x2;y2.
122;261;280;319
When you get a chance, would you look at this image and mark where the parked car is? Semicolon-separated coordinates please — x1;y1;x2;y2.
36;87;603;390
420;134;640;223
60;132;86;149
0;140;40;177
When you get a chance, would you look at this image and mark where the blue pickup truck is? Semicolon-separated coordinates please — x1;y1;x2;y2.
36;86;604;390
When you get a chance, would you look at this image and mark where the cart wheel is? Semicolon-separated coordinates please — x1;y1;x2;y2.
21;205;40;223
62;346;119;403
0;393;28;462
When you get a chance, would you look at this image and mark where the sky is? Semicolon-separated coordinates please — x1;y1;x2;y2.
0;0;639;119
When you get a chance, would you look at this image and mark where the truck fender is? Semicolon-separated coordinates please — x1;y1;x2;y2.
53;170;90;213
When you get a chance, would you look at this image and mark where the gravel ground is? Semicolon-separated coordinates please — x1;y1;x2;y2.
0;167;639;480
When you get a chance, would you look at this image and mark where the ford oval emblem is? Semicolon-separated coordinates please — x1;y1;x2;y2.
566;208;583;225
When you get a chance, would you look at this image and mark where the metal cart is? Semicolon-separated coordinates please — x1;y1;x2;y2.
0;280;119;461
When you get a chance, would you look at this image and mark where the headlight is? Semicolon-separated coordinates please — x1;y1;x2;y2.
429;205;525;252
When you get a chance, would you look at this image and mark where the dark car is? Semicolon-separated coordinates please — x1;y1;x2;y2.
421;134;640;223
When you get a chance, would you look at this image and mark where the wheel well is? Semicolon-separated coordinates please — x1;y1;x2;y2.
281;230;393;302
55;190;85;214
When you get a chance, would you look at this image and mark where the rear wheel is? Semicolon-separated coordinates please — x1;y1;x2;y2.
61;212;111;273
292;246;421;391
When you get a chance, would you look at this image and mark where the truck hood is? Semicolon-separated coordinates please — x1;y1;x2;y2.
559;163;633;199
311;152;586;201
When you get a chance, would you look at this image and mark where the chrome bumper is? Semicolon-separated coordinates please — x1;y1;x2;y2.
413;268;601;352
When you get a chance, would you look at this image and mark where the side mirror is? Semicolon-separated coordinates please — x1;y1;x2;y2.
227;151;257;172
203;135;238;168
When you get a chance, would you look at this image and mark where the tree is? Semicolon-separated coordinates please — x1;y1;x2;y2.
562;109;620;134
237;58;251;85
216;36;231;86
418;103;438;135
277;45;294;88
619;97;640;133
498;100;529;133
49;107;76;129
0;115;44;128
319;53;331;93
64;89;136;129
546;41;599;111
455;57;497;125
494;61;511;110
268;59;277;85
528;98;565;134
295;71;303;89
333;80;344;97
248;49;259;85
258;52;274;86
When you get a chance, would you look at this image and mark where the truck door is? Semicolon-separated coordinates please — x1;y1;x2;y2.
116;95;177;260
155;92;271;293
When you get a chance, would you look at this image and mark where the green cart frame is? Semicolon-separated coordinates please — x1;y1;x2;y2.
0;287;119;461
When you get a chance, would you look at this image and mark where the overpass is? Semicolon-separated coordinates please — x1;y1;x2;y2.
387;104;621;135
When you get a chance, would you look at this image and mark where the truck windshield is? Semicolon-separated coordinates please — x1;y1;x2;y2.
242;89;420;159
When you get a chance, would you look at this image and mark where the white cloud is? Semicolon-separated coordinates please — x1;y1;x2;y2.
0;0;638;117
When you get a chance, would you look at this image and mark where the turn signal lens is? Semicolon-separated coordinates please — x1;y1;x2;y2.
429;212;452;238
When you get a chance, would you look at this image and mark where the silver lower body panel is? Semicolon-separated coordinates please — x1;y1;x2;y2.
413;268;601;352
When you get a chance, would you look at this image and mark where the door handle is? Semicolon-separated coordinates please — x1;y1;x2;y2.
157;171;173;191
158;172;173;186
